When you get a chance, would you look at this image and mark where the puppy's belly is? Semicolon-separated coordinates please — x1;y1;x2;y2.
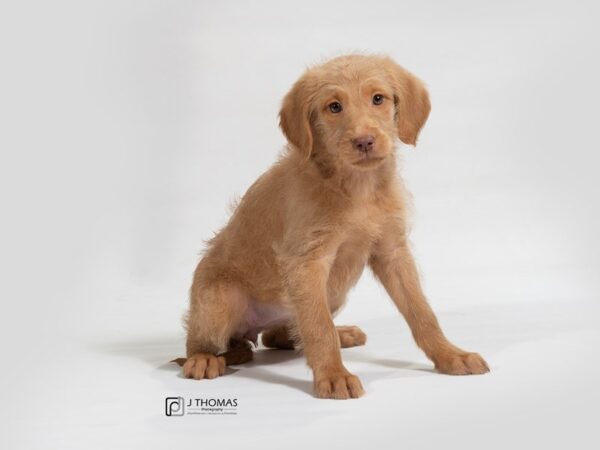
234;300;292;345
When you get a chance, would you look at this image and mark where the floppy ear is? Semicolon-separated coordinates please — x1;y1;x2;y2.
279;78;313;159
385;60;431;146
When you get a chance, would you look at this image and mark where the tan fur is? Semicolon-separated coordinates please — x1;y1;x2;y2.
177;54;489;399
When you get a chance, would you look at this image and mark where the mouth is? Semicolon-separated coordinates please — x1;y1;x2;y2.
352;154;385;167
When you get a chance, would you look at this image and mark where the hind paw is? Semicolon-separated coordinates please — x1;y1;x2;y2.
337;325;367;348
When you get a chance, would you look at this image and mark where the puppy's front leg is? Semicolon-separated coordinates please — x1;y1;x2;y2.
369;222;489;375
283;249;364;399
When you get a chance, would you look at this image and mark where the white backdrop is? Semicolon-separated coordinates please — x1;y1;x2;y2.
1;1;599;449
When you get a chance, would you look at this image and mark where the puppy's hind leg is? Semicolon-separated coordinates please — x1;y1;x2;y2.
221;338;254;365
261;326;295;349
336;326;367;348
262;325;367;349
181;282;247;380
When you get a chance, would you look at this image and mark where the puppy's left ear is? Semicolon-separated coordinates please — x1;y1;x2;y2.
279;78;314;159
385;60;431;146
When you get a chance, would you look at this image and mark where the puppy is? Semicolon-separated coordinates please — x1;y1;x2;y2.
177;54;489;399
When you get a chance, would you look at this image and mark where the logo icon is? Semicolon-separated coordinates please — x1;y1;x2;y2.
165;397;185;416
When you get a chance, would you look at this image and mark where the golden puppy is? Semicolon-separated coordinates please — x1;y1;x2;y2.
177;54;489;399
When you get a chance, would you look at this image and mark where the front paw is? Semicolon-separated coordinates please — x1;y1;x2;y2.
314;370;365;399
182;353;226;380
434;351;490;375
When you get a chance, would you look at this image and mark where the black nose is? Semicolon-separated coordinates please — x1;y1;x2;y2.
353;135;375;153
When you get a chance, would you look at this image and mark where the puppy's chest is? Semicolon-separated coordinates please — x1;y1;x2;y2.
343;202;387;240
330;213;381;280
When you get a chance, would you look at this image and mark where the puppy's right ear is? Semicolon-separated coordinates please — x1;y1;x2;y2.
279;78;313;159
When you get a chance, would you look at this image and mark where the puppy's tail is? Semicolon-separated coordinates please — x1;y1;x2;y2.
170;338;254;367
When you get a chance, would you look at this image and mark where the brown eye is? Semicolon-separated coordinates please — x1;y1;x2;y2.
372;94;384;105
328;101;342;113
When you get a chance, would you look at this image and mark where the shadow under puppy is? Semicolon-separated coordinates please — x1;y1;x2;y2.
174;54;489;399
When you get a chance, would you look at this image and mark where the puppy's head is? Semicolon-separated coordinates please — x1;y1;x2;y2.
279;55;430;171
